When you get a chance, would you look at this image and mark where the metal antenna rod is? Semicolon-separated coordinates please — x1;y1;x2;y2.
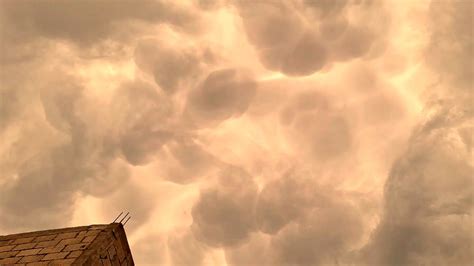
123;216;131;226
119;212;130;224
112;212;124;223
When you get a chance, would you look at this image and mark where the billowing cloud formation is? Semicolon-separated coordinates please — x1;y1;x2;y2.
362;1;473;265
0;0;471;265
191;166;258;247
111;80;175;165
281;91;352;161
0;0;200;46
236;0;390;76
255;169;365;265
363;108;473;265
0;76;130;231
134;38;215;93
186;68;257;125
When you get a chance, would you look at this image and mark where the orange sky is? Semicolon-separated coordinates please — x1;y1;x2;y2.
0;0;472;265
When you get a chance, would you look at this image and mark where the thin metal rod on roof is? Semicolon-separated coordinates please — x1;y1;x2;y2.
119;212;130;224
123;216;131;226
112;212;124;223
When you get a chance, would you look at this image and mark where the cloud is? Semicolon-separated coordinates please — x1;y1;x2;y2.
270;201;364;266
134;38;215;93
281;91;352;161
185;68;257;125
363;106;473;265
256;171;317;235
0;79;131;229
132;234;168;265
224;233;272;266
168;230;208;266
0;0;470;265
220;167;368;265
235;0;390;76
110;80;176;165
191;166;258;247
362;1;473;265
425;0;473;94
0;0;201;46
154;138;220;184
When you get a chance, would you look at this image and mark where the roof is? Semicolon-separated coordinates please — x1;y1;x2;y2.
0;223;134;265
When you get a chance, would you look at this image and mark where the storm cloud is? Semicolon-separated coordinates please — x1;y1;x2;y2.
0;0;471;265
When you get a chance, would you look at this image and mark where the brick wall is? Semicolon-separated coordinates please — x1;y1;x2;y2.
0;223;134;265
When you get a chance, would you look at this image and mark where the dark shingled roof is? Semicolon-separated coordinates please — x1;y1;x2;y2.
0;223;134;265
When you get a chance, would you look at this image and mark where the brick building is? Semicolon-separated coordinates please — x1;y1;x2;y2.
0;223;134;265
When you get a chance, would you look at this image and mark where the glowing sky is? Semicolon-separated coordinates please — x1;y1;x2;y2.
0;0;472;265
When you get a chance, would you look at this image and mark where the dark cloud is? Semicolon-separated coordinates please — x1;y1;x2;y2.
0;78;130;231
111;80;175;165
297;0;349;17
256;172;317;234
363;107;473;265
236;1;306;74
425;0;473;94
235;0;390;76
134;38;214;93
0;0;201;46
331;25;374;61
133;234;167;265
186;68;257;125
281;91;352;161
362;1;473;265
225;233;273;266
191;166;258;247
281;31;328;76
0;0;470;265
360;90;407;125
155;138;220;184
168;230;207;266
234;168;367;265
270;200;363;266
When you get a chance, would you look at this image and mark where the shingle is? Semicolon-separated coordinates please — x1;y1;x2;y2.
26;261;49;266
13;242;37;250
85;230;101;237
17;248;43;256
0;245;15;252
0;250;20;259
35;239;60;248
34;235;57;242
18;254;45;263
38;246;64;254
0;240;13;247
41;251;69;260
58;236;84;246
55;232;77;240
0;256;21;264
63;243;88;252
82;235;97;243
12;237;35;245
66;250;83;258
49;258;75;265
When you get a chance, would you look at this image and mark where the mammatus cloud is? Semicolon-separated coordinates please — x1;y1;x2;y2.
185;68;257;125
362;0;473;265
134;38;216;94
191;166;258;247
235;0;390;76
0;0;471;265
0;0;201;45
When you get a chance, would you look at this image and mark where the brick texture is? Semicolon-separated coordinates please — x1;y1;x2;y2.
0;223;134;265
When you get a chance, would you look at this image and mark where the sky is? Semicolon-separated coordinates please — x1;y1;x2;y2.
0;0;472;265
